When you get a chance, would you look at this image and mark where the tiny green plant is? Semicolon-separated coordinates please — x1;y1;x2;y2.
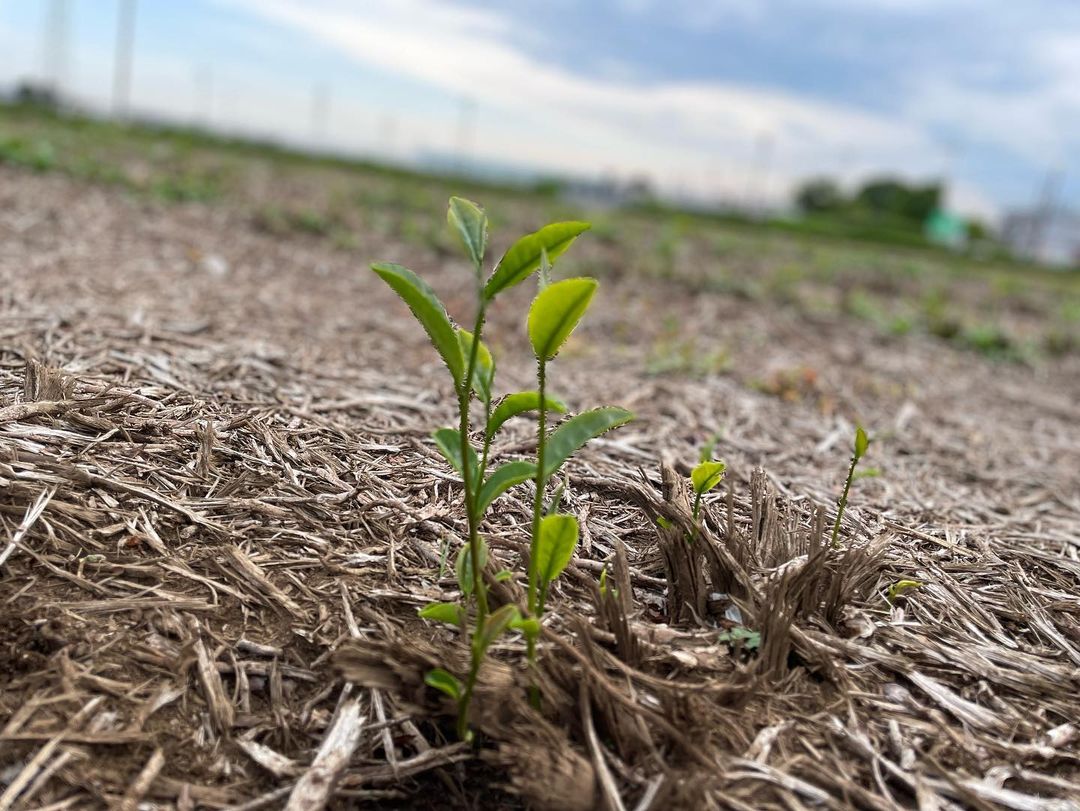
886;579;922;604
690;456;727;524
831;425;870;548
372;198;631;739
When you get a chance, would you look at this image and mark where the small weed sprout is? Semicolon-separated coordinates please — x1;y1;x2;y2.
886;579;922;604
831;425;870;548
371;198;631;738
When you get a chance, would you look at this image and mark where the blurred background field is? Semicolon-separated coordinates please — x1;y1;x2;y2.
4;97;1079;363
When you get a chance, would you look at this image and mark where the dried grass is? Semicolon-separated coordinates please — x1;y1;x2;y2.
1;167;1078;809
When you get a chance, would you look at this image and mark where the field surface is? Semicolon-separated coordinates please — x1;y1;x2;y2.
1;119;1079;810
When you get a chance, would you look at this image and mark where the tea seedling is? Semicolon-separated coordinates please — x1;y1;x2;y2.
523;272;633;690
831;425;870;548
372;197;631;738
690;457;727;524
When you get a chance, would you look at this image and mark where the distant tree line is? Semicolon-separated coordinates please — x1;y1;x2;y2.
795;176;942;224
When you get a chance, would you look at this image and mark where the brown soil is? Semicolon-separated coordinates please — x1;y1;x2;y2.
1;166;1078;810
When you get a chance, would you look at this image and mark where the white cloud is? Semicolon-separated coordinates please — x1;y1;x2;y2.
221;0;963;209
904;28;1080;173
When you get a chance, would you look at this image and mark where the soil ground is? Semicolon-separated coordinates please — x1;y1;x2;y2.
0;153;1078;810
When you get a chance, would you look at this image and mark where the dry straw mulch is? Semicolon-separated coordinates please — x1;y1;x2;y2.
1;168;1079;810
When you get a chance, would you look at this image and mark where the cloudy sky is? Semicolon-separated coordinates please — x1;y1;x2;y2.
1;0;1079;220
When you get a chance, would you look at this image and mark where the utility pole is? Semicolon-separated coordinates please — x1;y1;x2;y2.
112;0;137;119
380;113;398;161
745;132;773;217
41;0;69;99
193;65;214;128
310;82;330;145
455;95;476;174
1026;167;1064;262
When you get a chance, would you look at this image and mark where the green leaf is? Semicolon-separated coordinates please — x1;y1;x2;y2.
455;537;488;596
510;614;541;639
424;668;462;701
538;248;552;289
716;626;761;650
543;407;633;479
483;221;591;300
476;603;519;654
447;197;487;270
371;263;464;385
527;277;598;361
699;432;722;463
486;391;567;440
433;428;479;489
457;328;495;402
854;425;870;461
476;461;536;515
534;513;579;587
691;460;727;496
544;475;567;516
418;602;464;626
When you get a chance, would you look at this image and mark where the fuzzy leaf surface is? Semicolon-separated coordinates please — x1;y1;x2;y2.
691;460;727;495
455;537;488;596
528;277;598;360
486;391;567;440
534;513;579;587
447;197;487;269
371;263;463;385
483;221;590;299
457;328;495;402
524;278;600;360
424;668;462;701
419;602;464;626
854;425;870;460
543;407;633;479
476;604;519;654
433;428;480;489
476;461;536;515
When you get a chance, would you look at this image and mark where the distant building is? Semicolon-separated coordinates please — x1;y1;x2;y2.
1001;208;1080;268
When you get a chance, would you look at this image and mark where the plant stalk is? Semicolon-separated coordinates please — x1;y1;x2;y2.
525;357;548;708
455;293;487;740
528;357;548;614
830;454;858;549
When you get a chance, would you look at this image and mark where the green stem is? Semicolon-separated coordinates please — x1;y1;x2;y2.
525;357;548;710
528;357;548;614
830;454;858;549
690;491;703;543
455;294;487;741
477;396;493;508
459;301;488;621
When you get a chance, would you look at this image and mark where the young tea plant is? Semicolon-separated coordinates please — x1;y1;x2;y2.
831;425;871;548
371;198;630;739
522;269;633;690
690;436;727;525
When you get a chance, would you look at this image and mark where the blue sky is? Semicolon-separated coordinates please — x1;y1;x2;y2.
2;0;1079;220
